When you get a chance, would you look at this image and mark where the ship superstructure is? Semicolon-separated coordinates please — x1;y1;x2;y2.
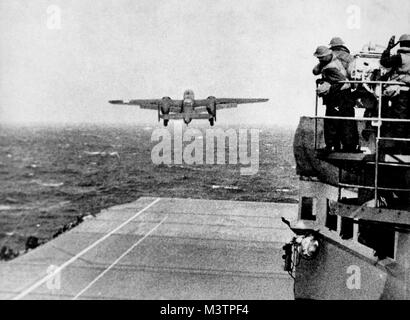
285;45;410;299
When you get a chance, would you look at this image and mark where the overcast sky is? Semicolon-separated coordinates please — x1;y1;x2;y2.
0;0;409;127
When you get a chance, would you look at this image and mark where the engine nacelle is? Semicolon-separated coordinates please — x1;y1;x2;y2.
161;96;172;114
206;96;216;116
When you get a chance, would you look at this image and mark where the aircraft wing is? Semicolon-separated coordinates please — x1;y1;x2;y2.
109;99;183;110
194;98;268;109
215;98;269;105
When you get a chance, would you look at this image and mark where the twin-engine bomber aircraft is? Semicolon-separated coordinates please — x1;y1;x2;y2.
109;89;269;126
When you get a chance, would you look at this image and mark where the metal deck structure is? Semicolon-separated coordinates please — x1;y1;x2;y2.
0;197;297;300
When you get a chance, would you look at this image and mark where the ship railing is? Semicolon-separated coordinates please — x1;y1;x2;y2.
313;80;410;208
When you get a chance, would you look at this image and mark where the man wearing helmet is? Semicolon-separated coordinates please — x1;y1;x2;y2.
313;46;359;152
313;37;354;76
380;34;410;153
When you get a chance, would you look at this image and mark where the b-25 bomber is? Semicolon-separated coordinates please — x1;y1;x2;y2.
109;89;269;126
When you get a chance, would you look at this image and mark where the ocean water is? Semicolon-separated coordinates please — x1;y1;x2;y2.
0;123;298;255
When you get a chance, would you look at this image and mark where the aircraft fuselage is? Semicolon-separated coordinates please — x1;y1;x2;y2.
182;90;195;124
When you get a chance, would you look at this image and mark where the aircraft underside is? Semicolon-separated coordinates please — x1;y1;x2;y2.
160;110;215;127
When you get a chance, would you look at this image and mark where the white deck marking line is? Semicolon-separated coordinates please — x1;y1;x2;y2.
72;215;168;300
12;198;161;300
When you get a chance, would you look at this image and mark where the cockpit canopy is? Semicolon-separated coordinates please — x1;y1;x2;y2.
183;89;195;101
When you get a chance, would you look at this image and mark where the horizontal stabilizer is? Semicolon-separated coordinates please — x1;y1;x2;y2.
189;113;213;119
161;113;212;120
161;114;185;120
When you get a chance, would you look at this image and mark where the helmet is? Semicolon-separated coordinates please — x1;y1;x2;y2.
399;34;410;42
329;37;345;48
314;46;332;58
399;34;410;47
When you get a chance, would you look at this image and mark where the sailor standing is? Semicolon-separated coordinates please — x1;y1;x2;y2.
313;46;359;152
380;34;410;153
